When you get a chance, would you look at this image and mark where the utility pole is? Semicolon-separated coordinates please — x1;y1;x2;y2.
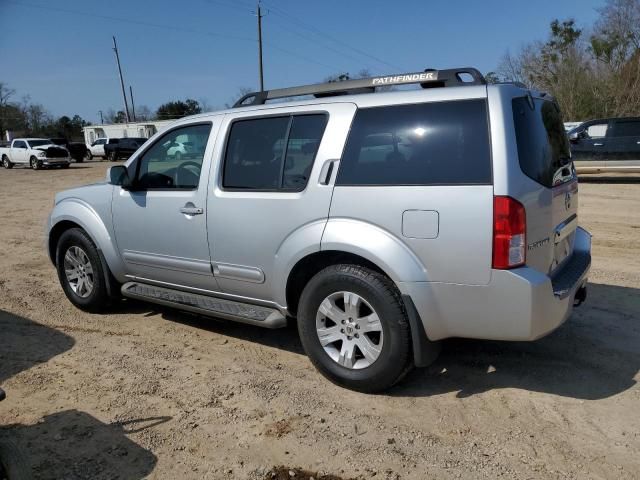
112;36;131;122
257;1;264;91
129;85;136;122
98;110;104;125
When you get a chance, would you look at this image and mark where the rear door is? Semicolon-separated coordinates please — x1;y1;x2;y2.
207;103;355;301
606;118;640;171
329;96;494;285
511;96;578;274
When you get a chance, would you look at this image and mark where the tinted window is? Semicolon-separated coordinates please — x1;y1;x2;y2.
336;100;491;186
13;141;26;148
610;120;640;137
135;123;211;190
223;114;327;191
512;97;572;188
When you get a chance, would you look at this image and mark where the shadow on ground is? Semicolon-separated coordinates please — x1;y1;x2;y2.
1;410;164;480
393;282;640;400
119;282;639;401
0;309;75;384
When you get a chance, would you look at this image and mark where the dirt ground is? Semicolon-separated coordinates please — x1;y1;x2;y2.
0;161;638;480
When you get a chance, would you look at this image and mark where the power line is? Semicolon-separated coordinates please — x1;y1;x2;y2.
6;0;346;75
262;1;406;72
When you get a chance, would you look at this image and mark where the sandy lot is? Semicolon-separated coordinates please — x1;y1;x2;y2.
0;161;638;480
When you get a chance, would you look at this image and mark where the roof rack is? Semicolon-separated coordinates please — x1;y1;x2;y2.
233;67;486;107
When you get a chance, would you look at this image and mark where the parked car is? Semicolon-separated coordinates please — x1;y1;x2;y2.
1;138;71;170
50;138;89;163
569;117;640;173
87;138;120;160
104;137;147;161
46;68;591;392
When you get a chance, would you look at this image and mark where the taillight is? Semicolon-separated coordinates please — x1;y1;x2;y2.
492;196;526;269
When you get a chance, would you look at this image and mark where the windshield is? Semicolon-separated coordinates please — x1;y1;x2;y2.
28;140;53;147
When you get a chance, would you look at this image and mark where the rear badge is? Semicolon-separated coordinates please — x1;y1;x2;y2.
528;237;550;251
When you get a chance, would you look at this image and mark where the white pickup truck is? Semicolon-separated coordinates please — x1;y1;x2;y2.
1;138;71;170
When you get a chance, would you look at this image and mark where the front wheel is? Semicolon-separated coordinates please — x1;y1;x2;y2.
85;151;92;161
297;264;412;393
2;156;12;169
108;151;117;161
30;156;41;170
56;228;111;312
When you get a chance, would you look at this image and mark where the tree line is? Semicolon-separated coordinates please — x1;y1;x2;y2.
488;0;640;121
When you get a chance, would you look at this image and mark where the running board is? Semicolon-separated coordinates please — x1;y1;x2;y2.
121;282;286;328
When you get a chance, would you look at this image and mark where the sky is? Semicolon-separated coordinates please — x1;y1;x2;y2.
0;0;606;124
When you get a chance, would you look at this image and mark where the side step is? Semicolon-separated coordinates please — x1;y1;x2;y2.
121;282;287;328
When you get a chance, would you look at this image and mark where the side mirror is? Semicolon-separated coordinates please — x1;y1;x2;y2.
107;165;132;189
568;131;580;144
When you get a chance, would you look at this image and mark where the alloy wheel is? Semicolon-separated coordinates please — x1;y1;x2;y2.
315;291;384;369
63;246;95;298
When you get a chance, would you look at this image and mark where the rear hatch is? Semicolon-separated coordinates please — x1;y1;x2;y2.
511;95;578;275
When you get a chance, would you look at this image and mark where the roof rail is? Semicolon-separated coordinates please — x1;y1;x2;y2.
233;67;486;107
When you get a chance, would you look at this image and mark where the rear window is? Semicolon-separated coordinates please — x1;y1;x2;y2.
336;100;492;186
512;97;572;187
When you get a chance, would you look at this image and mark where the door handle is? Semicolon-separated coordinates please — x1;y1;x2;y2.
180;206;203;215
593;143;604;146
319;159;338;185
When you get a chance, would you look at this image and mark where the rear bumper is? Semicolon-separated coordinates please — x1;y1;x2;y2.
398;227;591;341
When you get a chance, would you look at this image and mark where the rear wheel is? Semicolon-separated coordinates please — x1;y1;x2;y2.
2;156;12;169
85;151;92;161
61;163;70;169
109;151;117;161
56;228;112;312
297;264;412;392
30;156;41;170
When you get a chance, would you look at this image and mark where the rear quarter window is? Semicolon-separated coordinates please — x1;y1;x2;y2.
336;99;492;186
512;97;572;187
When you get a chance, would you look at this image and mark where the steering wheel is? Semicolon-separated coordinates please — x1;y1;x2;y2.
175;161;202;187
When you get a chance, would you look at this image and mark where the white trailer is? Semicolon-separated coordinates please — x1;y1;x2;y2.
82;120;174;147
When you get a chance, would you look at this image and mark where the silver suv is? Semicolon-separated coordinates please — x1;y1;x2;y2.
46;68;591;392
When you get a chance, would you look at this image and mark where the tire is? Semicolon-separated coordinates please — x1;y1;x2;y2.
109;151;117;161
2;156;12;169
0;439;32;480
30;156;41;170
174;151;182;162
85;151;92;161
55;228;112;312
61;163;70;169
297;264;412;393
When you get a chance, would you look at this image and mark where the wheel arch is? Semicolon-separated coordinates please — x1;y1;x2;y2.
48;200;126;279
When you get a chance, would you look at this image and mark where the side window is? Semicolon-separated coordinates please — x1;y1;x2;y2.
223;114;327;191
337;100;491;186
586;123;608;138
14;141;26;149
610;120;640;137
135;123;212;190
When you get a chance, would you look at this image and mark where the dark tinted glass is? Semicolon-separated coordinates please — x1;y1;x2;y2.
610;120;640;137
224;116;290;190
336;100;491;186
512;97;572;187
282;115;327;190
223;114;327;191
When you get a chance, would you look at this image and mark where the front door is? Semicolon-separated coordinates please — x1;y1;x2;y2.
206;103;356;303
112;120;220;291
570;121;611;171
